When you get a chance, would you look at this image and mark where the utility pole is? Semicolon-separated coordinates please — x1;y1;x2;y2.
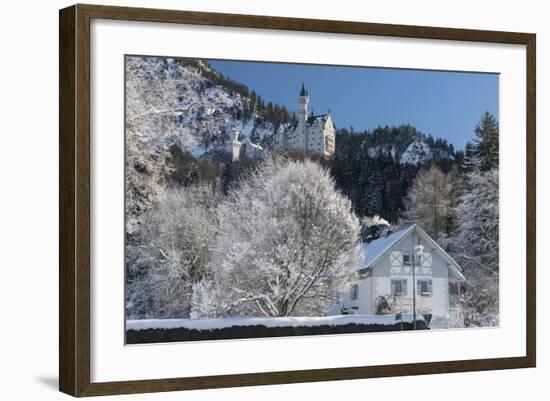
412;229;426;331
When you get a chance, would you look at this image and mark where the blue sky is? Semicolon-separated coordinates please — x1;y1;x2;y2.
209;59;499;151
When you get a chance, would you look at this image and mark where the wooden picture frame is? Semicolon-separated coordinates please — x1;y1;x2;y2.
59;3;536;397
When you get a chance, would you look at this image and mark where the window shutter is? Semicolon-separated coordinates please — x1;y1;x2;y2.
391;280;396;295
417;279;421;294
402;279;407;295
428;280;433;294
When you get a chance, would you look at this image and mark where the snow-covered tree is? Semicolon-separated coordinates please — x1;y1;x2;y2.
192;157;362;318
452;168;499;326
125;56;197;233
402;164;460;239
126;184;220;319
457;170;499;271
462;141;479;173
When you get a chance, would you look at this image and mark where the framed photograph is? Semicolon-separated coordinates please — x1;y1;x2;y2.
59;4;536;397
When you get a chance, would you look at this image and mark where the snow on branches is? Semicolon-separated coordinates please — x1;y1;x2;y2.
453;168;499;326
126;184;220;319
125;56;197;232
192;157;362;318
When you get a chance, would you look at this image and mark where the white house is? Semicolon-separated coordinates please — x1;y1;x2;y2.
272;83;336;157
337;224;466;322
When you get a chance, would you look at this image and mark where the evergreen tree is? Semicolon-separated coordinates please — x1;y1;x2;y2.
472;112;499;171
249;90;257;112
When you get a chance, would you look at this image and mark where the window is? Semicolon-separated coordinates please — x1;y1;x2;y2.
391;279;407;296
403;253;421;265
350;284;358;300
417;279;433;296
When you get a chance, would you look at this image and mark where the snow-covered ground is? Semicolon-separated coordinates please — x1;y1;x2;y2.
127;314;426;331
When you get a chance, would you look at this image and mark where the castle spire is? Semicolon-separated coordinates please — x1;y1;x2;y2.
300;81;307;97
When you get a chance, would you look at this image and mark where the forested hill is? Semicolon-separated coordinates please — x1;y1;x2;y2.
336;125;459;166
330;125;462;223
126;55;464;226
133;57;460;161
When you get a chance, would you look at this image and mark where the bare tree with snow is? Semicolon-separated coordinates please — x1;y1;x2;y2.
192;157;362;318
125;56;197;233
402;164;461;239
126;184;220;319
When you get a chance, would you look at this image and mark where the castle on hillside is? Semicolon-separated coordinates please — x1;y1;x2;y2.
227;83;336;161
226;128;265;162
272;83;336;158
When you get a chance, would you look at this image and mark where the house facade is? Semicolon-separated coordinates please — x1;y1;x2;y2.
338;224;465;321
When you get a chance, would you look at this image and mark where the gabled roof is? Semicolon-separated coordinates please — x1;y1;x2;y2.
360;225;414;269
359;224;465;281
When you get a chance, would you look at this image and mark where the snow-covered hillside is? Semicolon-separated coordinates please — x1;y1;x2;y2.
129;57;457;166
174;65;274;155
133;57;283;158
400;139;432;165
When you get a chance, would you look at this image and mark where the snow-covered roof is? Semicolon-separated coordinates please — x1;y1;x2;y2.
307;114;330;126
360;225;415;269
359;224;465;281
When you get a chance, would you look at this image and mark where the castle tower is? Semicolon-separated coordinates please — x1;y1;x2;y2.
297;82;309;151
228;128;241;161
